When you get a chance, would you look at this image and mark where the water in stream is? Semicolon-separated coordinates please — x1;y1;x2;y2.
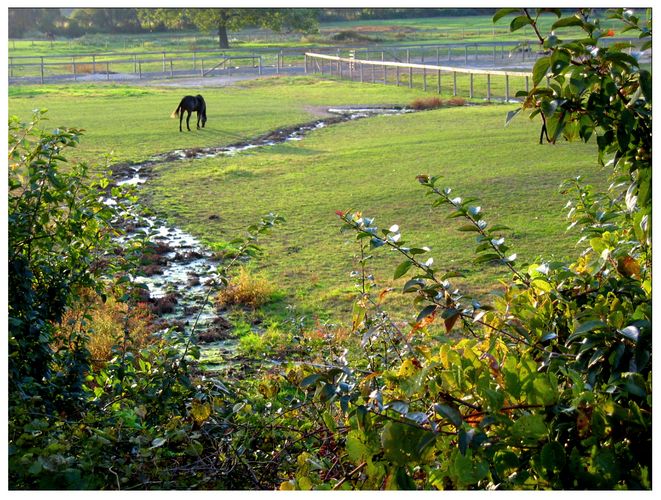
109;107;410;370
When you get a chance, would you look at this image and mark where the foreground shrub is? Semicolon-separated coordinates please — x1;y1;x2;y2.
59;292;156;368
281;8;651;490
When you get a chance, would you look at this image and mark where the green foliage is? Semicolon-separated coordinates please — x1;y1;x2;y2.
278;8;651;490
8;110;129;410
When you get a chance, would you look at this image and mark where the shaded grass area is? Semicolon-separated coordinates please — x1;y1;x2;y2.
146;102;604;322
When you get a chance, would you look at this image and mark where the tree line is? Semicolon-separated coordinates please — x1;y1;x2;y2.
8;8;500;47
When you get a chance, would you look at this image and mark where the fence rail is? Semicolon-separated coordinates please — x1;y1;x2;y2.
8;50;296;84
305;52;533;102
8;39;645;86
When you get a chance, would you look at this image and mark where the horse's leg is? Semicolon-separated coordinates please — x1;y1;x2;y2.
186;110;192;131
179;112;183;132
196;111;201;129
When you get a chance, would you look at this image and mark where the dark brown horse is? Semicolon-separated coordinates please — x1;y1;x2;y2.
171;95;207;132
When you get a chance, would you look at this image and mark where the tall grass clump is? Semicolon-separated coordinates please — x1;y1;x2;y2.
216;267;277;309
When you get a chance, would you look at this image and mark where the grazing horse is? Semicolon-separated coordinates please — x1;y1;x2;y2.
171;95;207;132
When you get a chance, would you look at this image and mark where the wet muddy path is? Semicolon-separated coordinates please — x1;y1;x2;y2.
108;107;411;371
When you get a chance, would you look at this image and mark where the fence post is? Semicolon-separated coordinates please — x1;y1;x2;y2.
505;75;510;101
525;76;529;93
170;60;173;78
437;69;441;94
258;56;262;75
40;57;44;84
304;54;308;74
487;74;491;101
421;45;425;63
453;71;457;96
396;66;400;86
423;68;427;92
469;73;473;98
408;66;413;88
201;59;204;77
139;62;142;79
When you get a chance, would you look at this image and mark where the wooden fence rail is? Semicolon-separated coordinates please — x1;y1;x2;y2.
305;52;533;102
9;54;266;84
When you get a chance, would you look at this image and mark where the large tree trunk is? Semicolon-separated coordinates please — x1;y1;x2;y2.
218;22;229;48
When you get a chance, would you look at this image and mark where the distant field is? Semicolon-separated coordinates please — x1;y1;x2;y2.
8;12;620;58
8;76;603;322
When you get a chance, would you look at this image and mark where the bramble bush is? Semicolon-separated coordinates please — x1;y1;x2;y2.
280;8;651;490
8;110;292;489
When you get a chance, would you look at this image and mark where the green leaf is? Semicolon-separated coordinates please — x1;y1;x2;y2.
474;253;501;264
568;319;607;342
532;56;551;86
300;373;323;388
150;437;167;449
434;403;462;427
403;278;425;293
618;325;639;342
381;422;436;466
552;15;584;29
394;260;413;279
416;304;438;323
540;441;566;478
505;108;521;126
493;8;519;23
386;400;410;415
510;414;547;442
510;15;532;32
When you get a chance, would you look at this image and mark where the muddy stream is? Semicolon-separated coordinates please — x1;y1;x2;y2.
108;107;411;372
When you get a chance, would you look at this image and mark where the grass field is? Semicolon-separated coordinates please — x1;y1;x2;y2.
8;76;604;323
9;13;614;58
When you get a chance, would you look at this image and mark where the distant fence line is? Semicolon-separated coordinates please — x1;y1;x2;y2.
305;52;533;102
8;39;645;86
7;41;541;84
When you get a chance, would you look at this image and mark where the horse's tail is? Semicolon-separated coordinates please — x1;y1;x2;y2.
170;105;181;119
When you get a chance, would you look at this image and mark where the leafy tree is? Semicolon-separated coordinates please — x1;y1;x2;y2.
69;8;143;34
136;8;318;48
8;8;63;38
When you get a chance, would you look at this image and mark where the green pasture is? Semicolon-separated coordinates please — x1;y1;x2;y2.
8;77;434;167
8;76;603;322
145;99;601;320
9;13;614;59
